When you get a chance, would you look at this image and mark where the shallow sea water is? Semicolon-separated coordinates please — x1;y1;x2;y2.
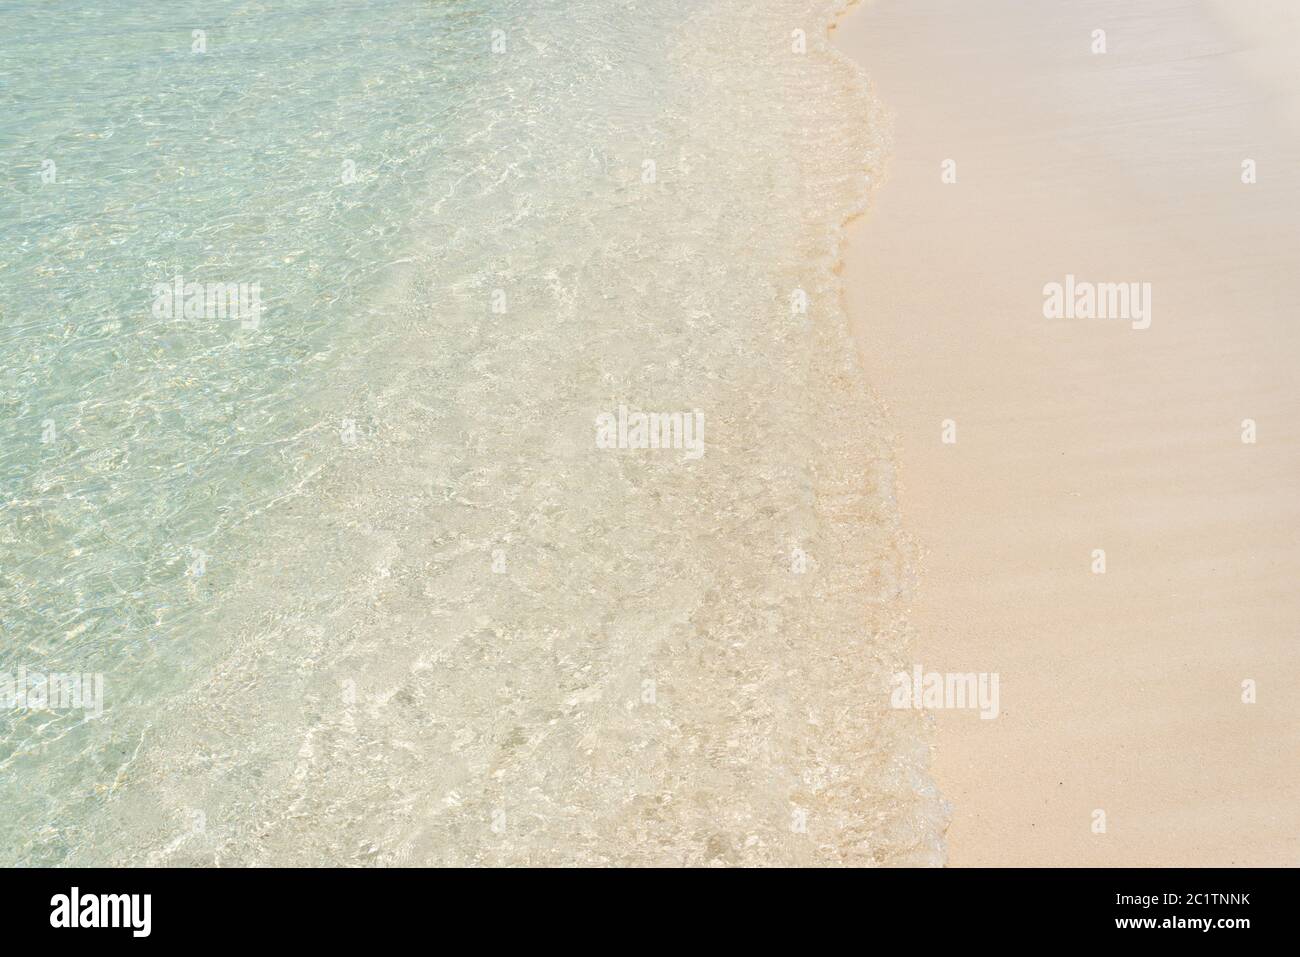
0;0;946;865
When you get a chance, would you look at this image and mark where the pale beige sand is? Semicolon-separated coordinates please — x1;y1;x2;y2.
833;0;1300;866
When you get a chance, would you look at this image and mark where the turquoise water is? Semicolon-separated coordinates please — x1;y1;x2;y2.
1;0;945;865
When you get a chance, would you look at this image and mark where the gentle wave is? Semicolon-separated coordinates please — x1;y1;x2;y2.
0;0;945;865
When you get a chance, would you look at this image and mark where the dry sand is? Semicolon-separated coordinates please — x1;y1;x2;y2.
833;0;1300;866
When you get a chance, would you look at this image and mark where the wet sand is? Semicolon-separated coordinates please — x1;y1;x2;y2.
833;0;1300;865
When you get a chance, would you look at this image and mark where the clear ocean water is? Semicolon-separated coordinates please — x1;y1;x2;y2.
0;0;944;865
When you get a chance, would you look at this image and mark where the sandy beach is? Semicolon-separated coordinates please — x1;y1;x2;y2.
6;0;1296;882
834;0;1300;865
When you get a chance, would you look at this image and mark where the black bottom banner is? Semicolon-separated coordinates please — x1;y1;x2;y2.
0;867;1282;943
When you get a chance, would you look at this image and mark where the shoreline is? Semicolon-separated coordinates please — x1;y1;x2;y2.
833;0;1300;865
